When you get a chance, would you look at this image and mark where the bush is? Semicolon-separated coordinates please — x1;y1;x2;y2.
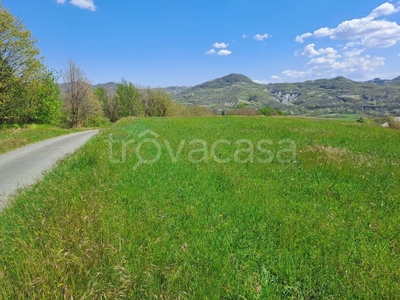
356;116;376;125
259;106;283;116
84;115;110;128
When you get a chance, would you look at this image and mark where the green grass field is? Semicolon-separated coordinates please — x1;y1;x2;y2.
318;113;360;121
0;124;79;154
0;116;399;298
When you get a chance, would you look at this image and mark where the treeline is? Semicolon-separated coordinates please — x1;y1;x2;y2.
0;4;213;128
61;60;214;127
95;81;214;123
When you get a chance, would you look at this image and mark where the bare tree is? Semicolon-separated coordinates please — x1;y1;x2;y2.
62;60;100;127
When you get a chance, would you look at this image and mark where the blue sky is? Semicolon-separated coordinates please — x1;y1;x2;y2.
3;0;400;86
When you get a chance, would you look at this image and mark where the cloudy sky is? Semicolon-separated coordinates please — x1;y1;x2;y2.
3;0;400;86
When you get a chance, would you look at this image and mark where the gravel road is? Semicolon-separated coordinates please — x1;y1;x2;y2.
0;130;99;209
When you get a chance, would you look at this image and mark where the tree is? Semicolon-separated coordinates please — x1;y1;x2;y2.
0;4;61;124
62;60;102;127
23;69;62;124
94;85;118;122
144;88;173;117
114;80;144;118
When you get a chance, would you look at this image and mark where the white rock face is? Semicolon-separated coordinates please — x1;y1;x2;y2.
266;89;300;103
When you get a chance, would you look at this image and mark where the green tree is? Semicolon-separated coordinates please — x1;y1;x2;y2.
144;88;173;117
94;85;118;122
115;80;144;118
0;4;61;124
24;69;62;124
237;101;246;109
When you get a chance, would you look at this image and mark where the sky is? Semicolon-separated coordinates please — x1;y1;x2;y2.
2;0;400;86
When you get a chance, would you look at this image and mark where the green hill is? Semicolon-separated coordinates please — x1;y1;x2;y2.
170;74;400;115
173;74;285;110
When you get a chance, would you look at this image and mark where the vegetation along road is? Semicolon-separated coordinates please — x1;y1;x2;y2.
0;130;99;209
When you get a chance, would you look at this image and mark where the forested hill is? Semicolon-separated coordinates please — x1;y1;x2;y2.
169;73;400;115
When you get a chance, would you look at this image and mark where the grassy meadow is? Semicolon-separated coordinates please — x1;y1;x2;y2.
0;116;399;299
0;124;80;155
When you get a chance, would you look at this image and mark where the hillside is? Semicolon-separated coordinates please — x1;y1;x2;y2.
265;76;400;114
172;74;285;110
170;74;400;115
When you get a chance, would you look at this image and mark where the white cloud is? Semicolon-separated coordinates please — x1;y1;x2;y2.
253;79;268;84
217;50;232;56
270;75;280;80
302;2;400;49
313;27;334;38
315;17;400;48
58;0;97;11
282;3;399;81
369;2;400;18
242;34;247;39
254;33;269;41
282;69;312;78
205;49;215;55
307;54;385;73
282;48;385;80
355;55;385;71
301;44;339;58
295;32;312;43
213;42;229;49
342;41;363;50
71;0;96;11
343;48;366;58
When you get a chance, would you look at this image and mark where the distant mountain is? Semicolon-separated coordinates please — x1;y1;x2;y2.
163;86;191;95
365;78;390;86
364;76;400;86
264;75;400;113
170;74;400;115
196;73;254;89
172;73;286;110
390;76;400;85
92;83;190;95
93;82;118;90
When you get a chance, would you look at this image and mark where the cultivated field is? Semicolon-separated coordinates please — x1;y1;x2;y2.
0;116;399;299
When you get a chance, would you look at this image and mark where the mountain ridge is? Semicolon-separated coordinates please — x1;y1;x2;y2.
170;73;400;115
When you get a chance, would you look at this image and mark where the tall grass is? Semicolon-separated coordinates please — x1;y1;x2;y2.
0;116;399;298
0;124;79;154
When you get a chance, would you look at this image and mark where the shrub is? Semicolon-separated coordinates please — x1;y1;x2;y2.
259;106;284;116
356;116;375;125
84;115;110;128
